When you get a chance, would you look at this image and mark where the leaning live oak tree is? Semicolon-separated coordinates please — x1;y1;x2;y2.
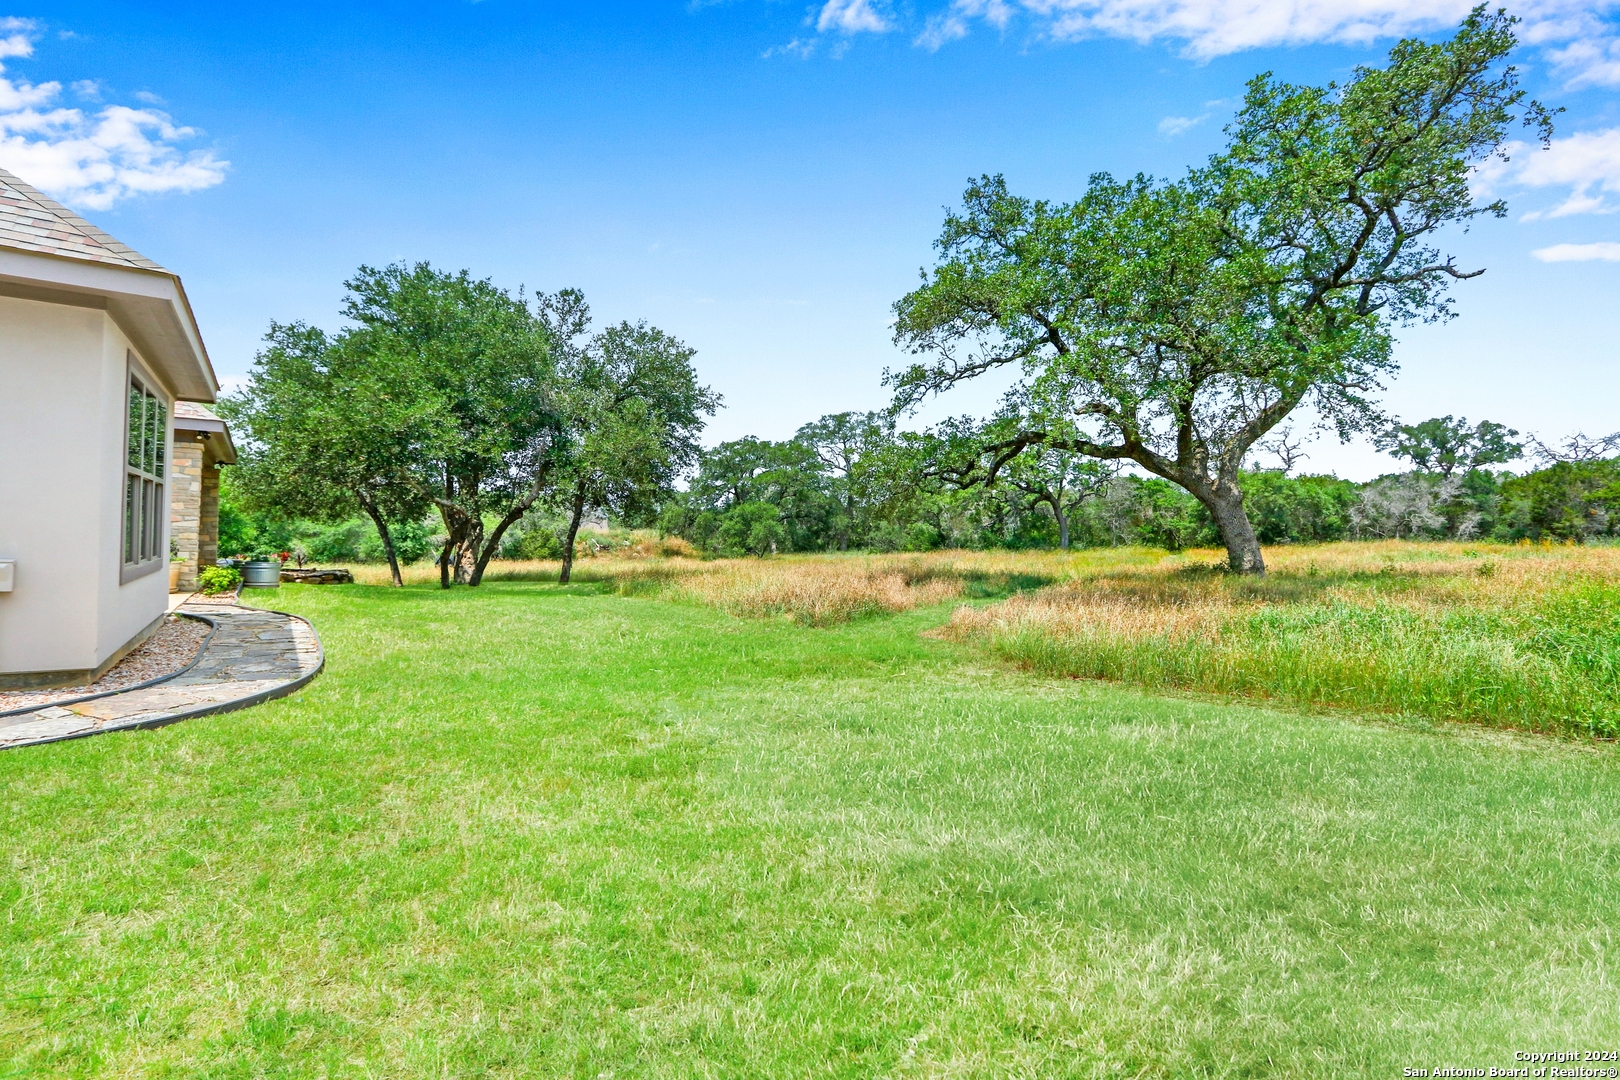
225;323;438;587
343;263;566;587
889;8;1553;573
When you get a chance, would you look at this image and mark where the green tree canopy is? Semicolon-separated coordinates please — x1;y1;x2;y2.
341;263;566;586
889;8;1551;574
543;294;719;583
223;322;436;585
1374;415;1523;476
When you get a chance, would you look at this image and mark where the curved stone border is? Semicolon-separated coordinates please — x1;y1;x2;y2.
0;613;219;720
0;604;323;751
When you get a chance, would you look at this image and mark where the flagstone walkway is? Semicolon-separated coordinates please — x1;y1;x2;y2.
0;603;322;751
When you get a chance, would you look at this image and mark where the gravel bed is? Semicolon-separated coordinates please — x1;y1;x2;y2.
186;587;243;605
0;615;212;713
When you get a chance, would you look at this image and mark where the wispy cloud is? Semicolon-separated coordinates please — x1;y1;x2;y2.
1475;127;1620;220
916;0;1013;50
1533;241;1620;261
762;36;818;58
817;0;891;34
1546;34;1620;87
1157;113;1205;136
0;18;227;209
905;0;1620;86
765;0;892;59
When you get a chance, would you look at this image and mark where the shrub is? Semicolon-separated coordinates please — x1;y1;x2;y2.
308;521;366;563
198;565;242;595
359;518;435;564
510;529;564;560
1497;459;1620;541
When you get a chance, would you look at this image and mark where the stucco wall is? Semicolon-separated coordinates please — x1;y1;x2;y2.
0;295;170;681
96;315;170;666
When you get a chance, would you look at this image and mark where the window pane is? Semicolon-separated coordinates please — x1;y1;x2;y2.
139;479;150;561
150;483;163;562
153;398;167;472
125;475;137;564
143;391;158;475
128;381;144;470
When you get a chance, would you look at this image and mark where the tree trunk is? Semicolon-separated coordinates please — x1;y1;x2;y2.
438;471;454;589
1056;503;1070;550
357;496;403;587
1205;485;1265;574
559;483;588;585
470;514;513;586
463;464;558;587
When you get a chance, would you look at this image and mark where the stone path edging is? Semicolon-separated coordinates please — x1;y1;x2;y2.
0;603;323;751
0;613;219;720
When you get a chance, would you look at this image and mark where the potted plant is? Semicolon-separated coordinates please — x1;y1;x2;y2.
241;551;285;589
169;538;185;593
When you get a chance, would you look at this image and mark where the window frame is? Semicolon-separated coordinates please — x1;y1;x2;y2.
120;352;169;585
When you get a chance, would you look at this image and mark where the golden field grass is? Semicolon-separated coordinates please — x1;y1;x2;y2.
343;546;1093;625
942;541;1620;737
335;540;1620;736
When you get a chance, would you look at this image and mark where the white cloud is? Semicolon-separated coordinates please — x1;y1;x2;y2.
916;13;971;49
0;19;226;209
1477;128;1620;220
762;36;818;58
1532;241;1620;260
817;0;891;34
1546;34;1620;87
0;16;34;59
916;0;1620;77
1157;113;1204;136
916;0;1014;49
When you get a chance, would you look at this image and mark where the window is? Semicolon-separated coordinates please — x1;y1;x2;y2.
124;363;167;576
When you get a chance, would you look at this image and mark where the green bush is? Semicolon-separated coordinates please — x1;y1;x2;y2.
1498;459;1620;541
509;528;564;560
713;502;785;557
308;521;366;563
198;565;242;595
360;518;435;564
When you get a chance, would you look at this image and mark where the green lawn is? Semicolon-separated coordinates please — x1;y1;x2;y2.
3;581;1618;1077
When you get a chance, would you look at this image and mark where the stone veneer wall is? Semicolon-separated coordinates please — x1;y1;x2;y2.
199;460;220;571
170;438;204;591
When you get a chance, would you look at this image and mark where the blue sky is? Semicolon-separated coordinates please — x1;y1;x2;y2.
3;1;1617;479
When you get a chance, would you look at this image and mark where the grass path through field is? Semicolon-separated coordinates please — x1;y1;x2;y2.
2;582;1618;1077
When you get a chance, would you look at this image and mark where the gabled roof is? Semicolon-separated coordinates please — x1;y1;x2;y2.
173;401;237;465
0;166;218;402
0;167;167;272
173;401;223;423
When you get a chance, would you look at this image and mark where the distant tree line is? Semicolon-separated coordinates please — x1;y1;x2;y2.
650;413;1619;556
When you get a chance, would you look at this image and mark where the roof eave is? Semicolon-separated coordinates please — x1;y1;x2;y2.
0;245;219;402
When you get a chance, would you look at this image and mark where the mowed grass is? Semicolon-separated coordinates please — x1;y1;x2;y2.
1;576;1618;1076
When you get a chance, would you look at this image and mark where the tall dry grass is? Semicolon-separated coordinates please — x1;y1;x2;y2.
328;540;1619;734
338;547;1115;623
943;541;1620;737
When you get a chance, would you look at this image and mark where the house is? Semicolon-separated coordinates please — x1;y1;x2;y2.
0;166;219;689
171;402;237;593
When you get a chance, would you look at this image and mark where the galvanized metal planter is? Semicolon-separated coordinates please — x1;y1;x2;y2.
242;560;282;588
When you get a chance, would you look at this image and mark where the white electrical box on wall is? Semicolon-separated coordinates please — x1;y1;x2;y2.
0;561;13;592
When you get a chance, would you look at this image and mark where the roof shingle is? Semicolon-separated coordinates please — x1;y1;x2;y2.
0;167;168;273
